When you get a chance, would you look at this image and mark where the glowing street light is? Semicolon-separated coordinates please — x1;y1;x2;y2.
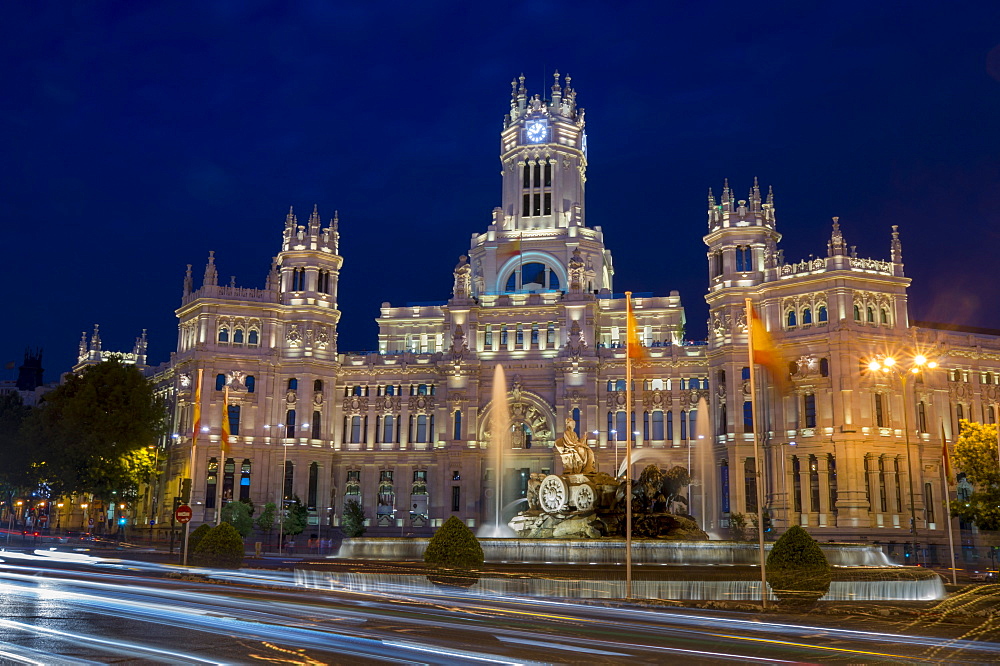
865;352;939;564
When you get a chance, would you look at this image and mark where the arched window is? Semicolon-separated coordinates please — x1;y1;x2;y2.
881;308;889;324
239;459;251;501
312;411;321;439
314;379;323;392
652;411;664;440
415;414;428;443
307;462;319;510
615;411;628;439
503;262;561;293
248;329;260;346
615;379;626;392
867;306;875;323
288;378;298;391
205;457;219;509
286;409;296;429
786;310;797;327
818;305;828;323
666;411;674;441
283;460;294;500
819;358;830;377
228;404;240;436
680;409;688;440
349;415;362;443
246;375;255;393
233;329;244;344
216;374;226;391
453;410;462;440
218;327;230;343
854;304;861;321
222;457;235;504
802;308;812;325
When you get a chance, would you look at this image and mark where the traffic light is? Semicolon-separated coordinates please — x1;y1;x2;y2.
118;516;127;526
180;478;192;503
762;509;772;533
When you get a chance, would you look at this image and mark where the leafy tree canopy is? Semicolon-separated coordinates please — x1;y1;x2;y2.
221;501;254;538
950;419;1000;531
0;392;34;493
25;358;165;500
341;499;366;538
254;502;276;533
281;495;308;536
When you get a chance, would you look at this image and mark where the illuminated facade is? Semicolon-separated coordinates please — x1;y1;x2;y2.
154;74;999;559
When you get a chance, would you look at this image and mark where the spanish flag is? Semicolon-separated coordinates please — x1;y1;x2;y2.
749;306;789;394
499;233;522;262
221;385;231;457
626;297;647;361
191;368;203;448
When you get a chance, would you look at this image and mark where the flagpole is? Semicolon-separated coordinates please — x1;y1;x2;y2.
184;368;204;567
745;298;769;609
625;291;634;600
940;420;957;586
216;385;229;526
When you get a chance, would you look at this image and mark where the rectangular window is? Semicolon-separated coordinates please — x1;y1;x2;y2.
533;163;541;187
523;193;530;216
804;394;816;428
543;192;551;215
875;394;885;428
743;401;753;431
452;485;461;512
533;193;541;216
744;458;757;512
792;456;802;512
652;411;664;440
484;325;493;346
530;324;539;345
544;162;551;186
523;164;531;188
228;404;240;437
546;323;556;344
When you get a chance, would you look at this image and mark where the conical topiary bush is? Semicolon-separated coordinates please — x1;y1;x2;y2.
192;522;245;569
424;516;484;588
765;524;832;608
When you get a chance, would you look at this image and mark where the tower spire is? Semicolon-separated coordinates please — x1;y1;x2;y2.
766;185;774;207
707;187;716;209
203;250;218;286
183;263;193;297
750;177;761;211
828;216;847;256
891;225;902;264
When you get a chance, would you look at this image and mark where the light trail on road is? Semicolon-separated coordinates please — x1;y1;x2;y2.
0;553;998;664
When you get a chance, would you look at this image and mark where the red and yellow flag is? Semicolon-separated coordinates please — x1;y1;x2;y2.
220;385;231;457
626;298;647;362
941;422;953;487
191;368;203;448
749;306;789;393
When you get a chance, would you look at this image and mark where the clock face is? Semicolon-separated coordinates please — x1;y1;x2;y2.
526;121;546;143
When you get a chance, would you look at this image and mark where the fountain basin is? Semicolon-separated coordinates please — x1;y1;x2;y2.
296;568;945;602
334;538;895;567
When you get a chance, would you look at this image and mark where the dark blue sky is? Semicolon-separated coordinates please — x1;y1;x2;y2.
3;2;1000;378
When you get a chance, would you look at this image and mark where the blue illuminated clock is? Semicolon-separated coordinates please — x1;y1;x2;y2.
526;121;546;143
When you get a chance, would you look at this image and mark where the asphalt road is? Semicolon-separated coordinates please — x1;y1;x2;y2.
0;550;998;664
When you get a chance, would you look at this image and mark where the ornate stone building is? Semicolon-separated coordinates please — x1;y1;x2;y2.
152;74;999;560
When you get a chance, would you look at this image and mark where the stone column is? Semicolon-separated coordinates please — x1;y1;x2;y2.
798;458;812;527
816;454;830;527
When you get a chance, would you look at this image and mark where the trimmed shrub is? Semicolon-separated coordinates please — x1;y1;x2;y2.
424;515;484;570
765;525;832;608
192;522;245;569
188;523;212;553
341;499;367;538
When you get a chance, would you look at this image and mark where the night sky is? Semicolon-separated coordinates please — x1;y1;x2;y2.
3;2;1000;378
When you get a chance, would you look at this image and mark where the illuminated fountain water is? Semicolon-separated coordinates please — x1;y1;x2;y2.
478;364;515;537
692;396;721;538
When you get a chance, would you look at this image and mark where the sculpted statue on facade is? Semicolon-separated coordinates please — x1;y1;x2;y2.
553;416;597;475
452;255;472;299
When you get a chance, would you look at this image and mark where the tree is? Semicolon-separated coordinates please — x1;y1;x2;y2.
24;358;165;502
192;522;244;569
254;502;276;545
188;523;212;553
950;420;1000;531
221;501;254;538
0;392;34;499
424;516;484;569
281;495;308;537
341;499;366;538
766;525;832;607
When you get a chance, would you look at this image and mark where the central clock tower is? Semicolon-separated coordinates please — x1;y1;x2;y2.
499;72;588;232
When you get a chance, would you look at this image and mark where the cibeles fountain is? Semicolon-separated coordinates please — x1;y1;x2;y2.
327;364;944;601
506;416;707;541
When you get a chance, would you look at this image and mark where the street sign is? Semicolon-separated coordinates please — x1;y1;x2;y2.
174;504;193;524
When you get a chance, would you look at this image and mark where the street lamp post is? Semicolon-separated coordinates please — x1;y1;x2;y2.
867;353;938;565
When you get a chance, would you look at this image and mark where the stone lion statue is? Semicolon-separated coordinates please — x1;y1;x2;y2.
553;416;597;475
